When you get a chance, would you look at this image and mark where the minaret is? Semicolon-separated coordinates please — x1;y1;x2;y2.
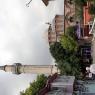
0;63;59;75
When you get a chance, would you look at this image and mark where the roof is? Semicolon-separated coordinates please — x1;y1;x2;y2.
52;76;75;86
46;76;75;95
50;76;75;94
46;89;72;95
39;75;75;95
46;89;63;95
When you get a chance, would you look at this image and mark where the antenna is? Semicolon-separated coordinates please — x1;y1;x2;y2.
26;0;32;7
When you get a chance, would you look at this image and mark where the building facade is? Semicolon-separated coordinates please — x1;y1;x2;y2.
64;0;76;31
48;15;64;45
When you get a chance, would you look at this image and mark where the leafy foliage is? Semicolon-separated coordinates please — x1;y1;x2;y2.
58;60;81;77
89;4;95;15
49;25;81;78
65;26;77;40
60;35;78;52
20;74;47;95
74;0;87;6
57;53;81;77
50;42;66;62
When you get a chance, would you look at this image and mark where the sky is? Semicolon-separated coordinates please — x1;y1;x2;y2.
0;0;64;95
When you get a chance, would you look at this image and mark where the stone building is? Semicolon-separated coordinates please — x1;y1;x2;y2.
64;0;76;31
78;1;93;65
38;74;75;95
46;76;75;95
48;15;64;45
54;15;64;41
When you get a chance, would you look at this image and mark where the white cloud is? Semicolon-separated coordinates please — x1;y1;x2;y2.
0;0;64;95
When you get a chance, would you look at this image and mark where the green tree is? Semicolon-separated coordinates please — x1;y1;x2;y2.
57;56;81;77
60;35;78;52
74;0;87;6
65;26;76;40
58;61;72;75
50;42;66;62
49;27;81;78
20;92;26;95
20;74;47;95
89;4;95;15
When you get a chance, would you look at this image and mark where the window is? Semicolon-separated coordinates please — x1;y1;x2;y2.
82;47;91;58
